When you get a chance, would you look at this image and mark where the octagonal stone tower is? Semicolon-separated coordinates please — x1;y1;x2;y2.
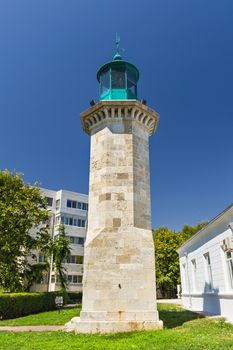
66;50;163;333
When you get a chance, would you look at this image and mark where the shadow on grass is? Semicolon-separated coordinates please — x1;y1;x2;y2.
93;305;205;341
158;305;204;329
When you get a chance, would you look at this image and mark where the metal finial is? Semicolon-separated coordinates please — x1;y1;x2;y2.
114;33;122;60
115;33;120;54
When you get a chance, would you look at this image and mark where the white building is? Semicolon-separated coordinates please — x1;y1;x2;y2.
31;188;88;292
177;204;233;322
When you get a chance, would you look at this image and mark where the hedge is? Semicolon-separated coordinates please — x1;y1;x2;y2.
67;292;82;303
0;291;68;320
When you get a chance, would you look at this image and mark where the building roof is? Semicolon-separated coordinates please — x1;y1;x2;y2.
177;203;233;255
40;187;88;197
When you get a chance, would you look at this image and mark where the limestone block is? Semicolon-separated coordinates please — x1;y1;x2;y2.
65;318;163;334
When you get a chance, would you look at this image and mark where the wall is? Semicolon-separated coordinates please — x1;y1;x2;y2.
178;207;233;322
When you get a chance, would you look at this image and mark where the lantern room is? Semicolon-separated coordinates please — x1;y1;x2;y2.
97;53;139;101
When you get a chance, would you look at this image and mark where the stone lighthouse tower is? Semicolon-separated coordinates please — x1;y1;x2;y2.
67;47;163;333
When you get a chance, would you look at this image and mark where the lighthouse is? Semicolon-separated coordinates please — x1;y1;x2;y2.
66;44;163;333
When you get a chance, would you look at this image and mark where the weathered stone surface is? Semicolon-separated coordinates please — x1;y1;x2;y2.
65;317;163;334
65;100;162;333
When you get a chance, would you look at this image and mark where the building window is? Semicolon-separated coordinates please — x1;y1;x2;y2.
226;251;233;289
73;275;78;283
55;216;60;225
67;200;78;208
67;275;82;284
66;256;76;264
204;252;213;291
67;200;88;211
66;255;84;264
56;199;60;210
182;263;187;293
67;275;72;283
82;203;88;211
38;254;46;263
79;237;85;245
62;215;86;228
67;236;85;245
69;236;75;244
76;255;84;264
35;275;47;284
51;275;56;283
46;197;53;207
191;259;197;292
69;217;73;226
78;219;86;228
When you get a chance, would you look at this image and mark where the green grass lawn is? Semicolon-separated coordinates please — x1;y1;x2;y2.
0;306;81;326
0;304;233;350
0;304;197;328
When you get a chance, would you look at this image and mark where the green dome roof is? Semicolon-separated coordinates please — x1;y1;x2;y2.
97;55;139;83
113;53;122;61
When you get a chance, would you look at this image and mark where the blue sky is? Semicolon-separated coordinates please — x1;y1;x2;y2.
0;0;233;231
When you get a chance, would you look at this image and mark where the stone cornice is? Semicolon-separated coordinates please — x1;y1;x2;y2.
80;100;159;136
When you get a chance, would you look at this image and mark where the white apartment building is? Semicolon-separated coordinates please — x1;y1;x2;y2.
31;188;88;292
177;204;233;322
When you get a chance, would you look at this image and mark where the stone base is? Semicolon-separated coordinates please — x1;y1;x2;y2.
65;317;163;334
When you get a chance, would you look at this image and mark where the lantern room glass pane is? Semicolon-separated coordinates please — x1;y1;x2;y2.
127;69;136;94
112;67;125;89
100;69;110;94
127;81;136;94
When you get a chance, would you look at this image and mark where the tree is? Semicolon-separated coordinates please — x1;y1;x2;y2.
51;225;71;290
153;227;183;297
0;170;50;292
153;222;208;297
23;261;49;292
180;222;208;241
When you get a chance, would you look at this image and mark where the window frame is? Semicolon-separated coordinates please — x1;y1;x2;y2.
226;251;233;289
203;252;213;292
191;258;197;292
67;274;83;284
56;199;60;210
46;197;53;207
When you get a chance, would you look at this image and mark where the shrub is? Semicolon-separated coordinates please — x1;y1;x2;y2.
67;292;82;304
0;291;68;320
